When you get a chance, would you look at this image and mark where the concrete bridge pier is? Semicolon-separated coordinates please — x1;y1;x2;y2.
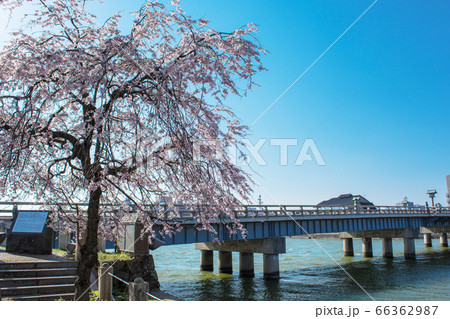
239;252;254;278
440;233;448;247
343;238;354;257
342;229;420;259
420;228;450;248
200;250;214;271
195;237;286;279
362;238;373;258
263;254;280;279
424;234;432;247
382;238;393;258
218;251;233;274
403;237;416;259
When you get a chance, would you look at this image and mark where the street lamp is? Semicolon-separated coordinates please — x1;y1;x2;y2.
426;189;437;207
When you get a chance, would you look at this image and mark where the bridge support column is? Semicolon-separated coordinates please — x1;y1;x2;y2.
424;234;432;247
403;238;416;259
263;253;279;279
343;238;354;257
239;252;254;278
218;251;233;274
440;233;448;247
200;250;214;272
362;238;373;258
382;238;393;258
196;238;286;278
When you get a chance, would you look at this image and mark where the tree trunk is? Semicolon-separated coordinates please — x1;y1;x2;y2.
74;186;102;300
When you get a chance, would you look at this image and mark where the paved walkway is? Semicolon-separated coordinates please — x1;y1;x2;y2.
0;248;72;263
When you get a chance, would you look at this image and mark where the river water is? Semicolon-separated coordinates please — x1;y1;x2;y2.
151;238;450;301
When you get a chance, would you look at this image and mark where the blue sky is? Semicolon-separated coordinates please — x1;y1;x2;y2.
1;0;449;206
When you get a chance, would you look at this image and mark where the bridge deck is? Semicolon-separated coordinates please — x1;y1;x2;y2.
1;203;450;246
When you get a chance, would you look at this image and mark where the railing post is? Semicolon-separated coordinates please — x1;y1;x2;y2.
129;277;149;301
98;263;113;301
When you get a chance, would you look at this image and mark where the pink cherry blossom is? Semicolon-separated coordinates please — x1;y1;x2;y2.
0;0;265;300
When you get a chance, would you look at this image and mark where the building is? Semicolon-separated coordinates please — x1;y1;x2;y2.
316;193;375;208
396;197;415;207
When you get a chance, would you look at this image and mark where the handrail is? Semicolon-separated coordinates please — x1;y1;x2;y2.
140;290;163;301
0;201;446;209
108;272;130;285
0;202;449;220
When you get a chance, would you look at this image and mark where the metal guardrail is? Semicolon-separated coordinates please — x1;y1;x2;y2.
0;202;448;221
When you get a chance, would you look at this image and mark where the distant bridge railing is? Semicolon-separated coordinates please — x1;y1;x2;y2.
233;205;450;219
0;202;449;222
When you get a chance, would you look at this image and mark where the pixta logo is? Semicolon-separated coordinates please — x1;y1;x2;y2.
193;138;325;167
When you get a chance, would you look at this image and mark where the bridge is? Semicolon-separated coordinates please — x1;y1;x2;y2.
148;205;450;278
1;203;450;279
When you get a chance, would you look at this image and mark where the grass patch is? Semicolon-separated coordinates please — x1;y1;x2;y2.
52;248;67;255
50;248;132;262
98;251;132;262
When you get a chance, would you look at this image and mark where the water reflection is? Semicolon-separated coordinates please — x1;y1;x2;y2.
239;278;256;301
262;278;282;300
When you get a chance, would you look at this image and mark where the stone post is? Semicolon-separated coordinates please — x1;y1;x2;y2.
403;238;416;259
239;252;254;278
362;238;373;258
343;238;354;257
12;205;18;221
440;233;448;247
129;277;149;301
75;228;86;261
218;251;233;274
200;250;214;272
263;253;279;279
134;222;149;257
97;235;106;252
424;233;432;247
98;263;113;301
382;238;393;258
57;232;69;251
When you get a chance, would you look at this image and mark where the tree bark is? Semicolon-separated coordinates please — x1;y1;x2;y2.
74;186;102;300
